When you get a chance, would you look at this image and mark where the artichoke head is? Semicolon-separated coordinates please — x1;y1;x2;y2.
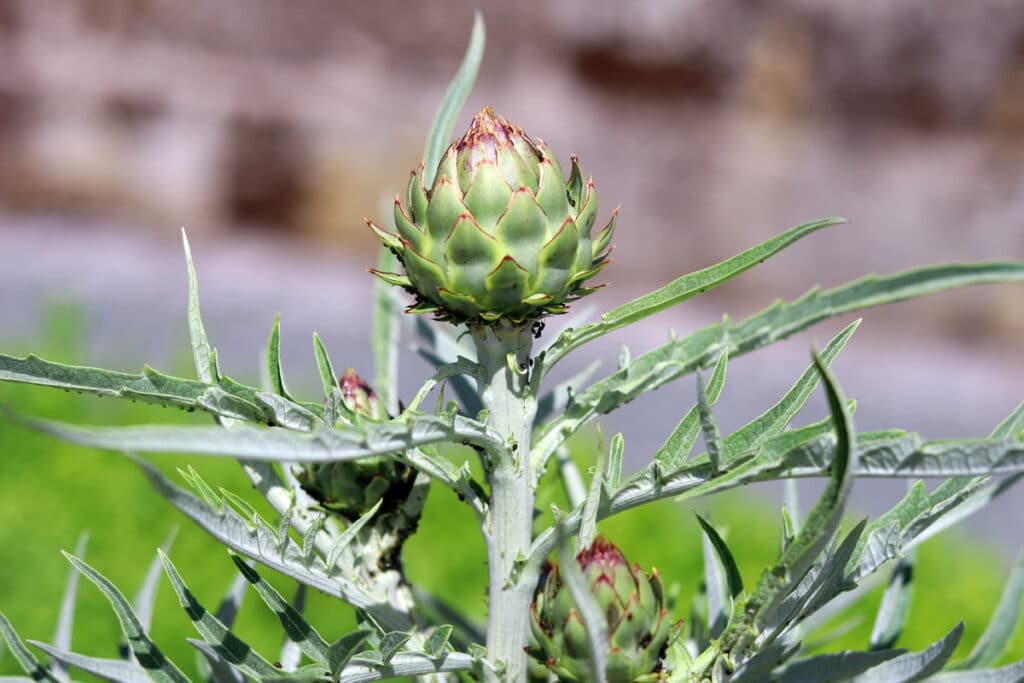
296;370;414;521
370;107;616;324
529;537;678;682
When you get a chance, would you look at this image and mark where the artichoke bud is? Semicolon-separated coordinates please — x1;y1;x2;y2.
369;106;617;325
296;370;414;521
528;537;679;682
339;368;387;421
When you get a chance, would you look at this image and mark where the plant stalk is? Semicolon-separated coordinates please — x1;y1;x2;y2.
471;324;539;683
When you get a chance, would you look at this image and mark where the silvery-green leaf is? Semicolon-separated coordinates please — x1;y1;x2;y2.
931;659;1024;682
696;515;740;639
129;526;178;663
424;625;453;658
133;459;412;632
181;229;215;386
312;333;338;404
655;349;727;469
52;532;88;682
0;612;59;682
188;640;246;683
870;552;915;651
337;652;477;682
229;555;331;668
723;352;856;650
327;631;372;676
696;369;723;473
539;217;845;375
265;314;294;401
578;445;606;550
605;432;624;494
846;623;963;683
421;12;485;187
773;648;906;683
0;355;277;423
254;393;318;432
28;642;151;683
376;632;412;663
63;554;189;683
16;411;498;467
160;552;283;680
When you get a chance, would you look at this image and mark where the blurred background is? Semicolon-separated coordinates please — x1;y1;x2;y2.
2;0;1024;673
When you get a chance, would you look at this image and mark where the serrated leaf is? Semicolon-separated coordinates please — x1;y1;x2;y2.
696;515;743;600
338;652;477;681
578;448;605;550
539;217;845;374
133;528;178;635
376;632;412;663
932;659;1024;681
722;352;856;654
265;315;294;401
424;625;453;658
724;321;859;463
52;532;88;682
181;228;216;386
29;642;151;683
537;317;857;473
847;623;963;683
133;459;412;632
773;648;906;683
697;516;737;640
421;12;485;187
229;555;331;668
63;553;189;683
16;411;497;467
188;639;246;683
605;433;624;493
325;500;383;573
254;392;319;432
327;631;371;675
160;552;284;680
312;333;337;404
871;552;915;651
655;349;728;469
0;612;60;682
0;355;275;423
695;370;723;473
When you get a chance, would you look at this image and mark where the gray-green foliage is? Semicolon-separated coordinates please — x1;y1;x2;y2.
2;12;1024;683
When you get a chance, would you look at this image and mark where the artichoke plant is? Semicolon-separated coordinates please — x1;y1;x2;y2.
529;537;679;682
370;106;616;324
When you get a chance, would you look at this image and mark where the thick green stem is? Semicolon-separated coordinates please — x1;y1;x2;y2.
471;324;538;683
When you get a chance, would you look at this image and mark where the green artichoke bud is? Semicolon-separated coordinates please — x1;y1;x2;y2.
370;106;616;324
529;537;678;682
296;369;414;521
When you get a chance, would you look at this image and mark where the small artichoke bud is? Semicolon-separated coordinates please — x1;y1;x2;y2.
296;370;413;522
339;368;386;420
528;537;678;682
369;106;616;325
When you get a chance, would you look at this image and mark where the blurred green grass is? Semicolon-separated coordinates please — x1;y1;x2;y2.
1;310;1021;679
